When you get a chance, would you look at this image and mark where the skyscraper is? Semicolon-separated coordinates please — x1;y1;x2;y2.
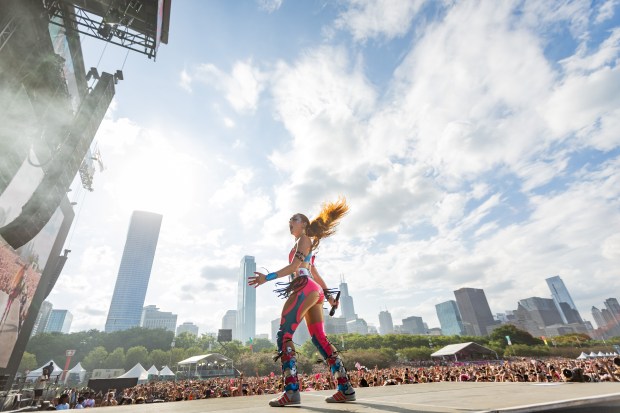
222;309;237;338
591;306;606;330
339;276;357;321
31;301;53;337
402;316;426;334
435;300;465;336
546;275;583;324
237;256;256;344
454;287;495;336
105;211;163;333
44;310;73;333
378;310;394;335
604;298;620;322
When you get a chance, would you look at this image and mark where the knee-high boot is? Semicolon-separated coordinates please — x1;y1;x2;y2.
325;353;356;403
269;347;300;407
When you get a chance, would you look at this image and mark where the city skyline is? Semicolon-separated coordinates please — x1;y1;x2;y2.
43;2;620;337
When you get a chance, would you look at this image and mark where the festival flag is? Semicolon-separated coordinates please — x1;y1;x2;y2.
541;336;548;346
505;335;512;345
355;361;361;370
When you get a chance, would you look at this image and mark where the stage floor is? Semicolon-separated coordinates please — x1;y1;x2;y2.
58;382;620;413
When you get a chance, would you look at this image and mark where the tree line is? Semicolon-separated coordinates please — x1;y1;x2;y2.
20;325;619;376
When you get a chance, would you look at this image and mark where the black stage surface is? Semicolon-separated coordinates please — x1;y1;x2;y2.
16;382;617;413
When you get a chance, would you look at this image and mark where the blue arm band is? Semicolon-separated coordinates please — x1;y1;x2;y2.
265;272;278;281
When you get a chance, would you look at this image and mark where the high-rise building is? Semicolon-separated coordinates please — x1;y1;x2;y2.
140;305;177;333
339;277;357;321
271;317;280;344
436;300;465;336
402;316;426;334
176;322;199;336
237;256;256;344
546;275;583;324
222;310;237;339
44;310;72;334
378;310;394;335
324;309;348;334
592;306;606;329
347;318;368;335
105;211;163;333
518;297;564;327
604;298;620;322
31;301;53;337
454;287;495;336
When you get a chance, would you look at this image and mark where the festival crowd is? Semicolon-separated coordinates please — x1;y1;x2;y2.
39;356;619;408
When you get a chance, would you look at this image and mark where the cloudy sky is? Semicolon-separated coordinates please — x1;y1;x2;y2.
50;0;620;338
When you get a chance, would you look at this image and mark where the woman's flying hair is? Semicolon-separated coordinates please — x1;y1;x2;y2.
298;197;349;250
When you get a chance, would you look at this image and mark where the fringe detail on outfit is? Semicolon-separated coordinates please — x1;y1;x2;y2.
273;276;308;299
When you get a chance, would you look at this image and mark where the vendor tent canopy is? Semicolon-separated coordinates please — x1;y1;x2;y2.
431;342;498;362
65;362;87;383
576;352;589;360
26;360;62;381
117;363;149;383
159;366;175;376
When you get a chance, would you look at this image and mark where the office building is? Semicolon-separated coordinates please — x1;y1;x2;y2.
546;275;583;324
237;256;256;344
402;316;426;334
44;309;72;334
222;309;237;340
176;322;199;336
324;310;348;335
592;307;606;330
339;277;357;321
378;310;394;335
436;300;465;336
105;211;163;332
271;318;280;344
140;305;177;333
454;287;496;336
31;301;53;337
604;298;620;321
347;318;368;335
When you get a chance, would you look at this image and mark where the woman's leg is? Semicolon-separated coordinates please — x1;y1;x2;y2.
305;303;356;403
270;290;320;407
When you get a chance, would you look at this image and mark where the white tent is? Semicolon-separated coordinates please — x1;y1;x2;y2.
147;365;159;380
589;352;598;358
26;360;62;382
598;351;605;357
117;363;149;383
65;362;87;383
159;366;175;377
576;352;589;360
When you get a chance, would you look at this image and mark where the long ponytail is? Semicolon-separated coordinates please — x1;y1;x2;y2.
305;197;349;250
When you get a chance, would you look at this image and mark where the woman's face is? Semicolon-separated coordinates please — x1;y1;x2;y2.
289;215;305;237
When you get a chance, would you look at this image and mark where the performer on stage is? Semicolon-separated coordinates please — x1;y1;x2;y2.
248;198;355;407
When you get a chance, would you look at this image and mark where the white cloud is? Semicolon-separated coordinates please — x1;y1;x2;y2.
594;0;618;23
335;0;425;42
257;0;283;13
179;69;192;93
193;60;266;113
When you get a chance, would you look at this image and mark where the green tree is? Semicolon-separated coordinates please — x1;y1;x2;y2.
489;325;543;347
174;332;199;349
125;346;149;370
251;338;274;353
342;348;395;369
399;346;433;361
149;349;169;369
81;346;108;371
18;352;38;373
103;347;125;369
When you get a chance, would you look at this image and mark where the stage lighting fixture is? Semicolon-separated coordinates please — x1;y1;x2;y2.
97;23;113;40
85;67;100;81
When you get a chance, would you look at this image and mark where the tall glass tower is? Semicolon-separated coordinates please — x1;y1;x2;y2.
237;256;256;344
105;211;162;332
339;276;357;321
546;275;583;324
453;288;495;336
435;300;465;336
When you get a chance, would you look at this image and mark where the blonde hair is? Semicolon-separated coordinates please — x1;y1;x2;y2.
295;197;349;250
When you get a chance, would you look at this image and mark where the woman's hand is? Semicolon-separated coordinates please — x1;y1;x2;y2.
326;294;339;308
248;272;265;288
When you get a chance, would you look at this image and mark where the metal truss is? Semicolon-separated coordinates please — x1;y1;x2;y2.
44;0;157;59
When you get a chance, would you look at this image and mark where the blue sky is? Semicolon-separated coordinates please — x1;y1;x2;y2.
52;0;620;338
